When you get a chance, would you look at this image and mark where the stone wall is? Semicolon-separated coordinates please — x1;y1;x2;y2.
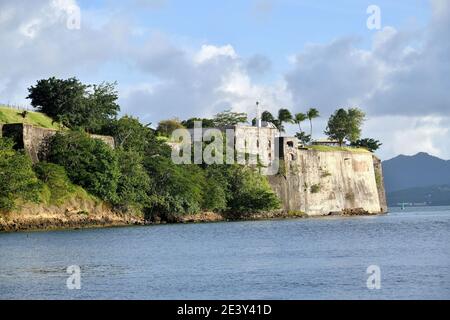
1;123;115;163
268;149;387;215
233;125;279;166
372;155;388;213
186;124;280;167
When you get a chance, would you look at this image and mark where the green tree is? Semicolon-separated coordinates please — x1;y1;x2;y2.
84;82;120;132
46;131;120;203
351;138;382;152
104;116;152;152
156;119;185;137
252;110;279;128
116;150;152;207
33;162;75;205
226;165;280;214
103;115;171;158
27;77;86;128
306;108;320;138
277;108;293;132
295;131;311;145
27;77;120;132
213;109;248;127
261;111;275;123
0;138;41;211
143;157;206;220
181;117;215;128
294;112;307;132
324;108;366;146
202;165;228;212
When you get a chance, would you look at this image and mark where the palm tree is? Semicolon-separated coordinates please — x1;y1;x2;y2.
294;112;307;132
277;108;293;132
306;108;320;138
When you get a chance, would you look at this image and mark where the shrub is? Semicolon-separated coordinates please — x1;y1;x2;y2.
116;149;152;207
226;165;281;214
47;131;120;203
144;157;205;219
156;119;185;137
33;162;75;205
0;138;41;211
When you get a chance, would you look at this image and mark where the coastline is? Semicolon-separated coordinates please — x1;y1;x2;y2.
0;207;384;233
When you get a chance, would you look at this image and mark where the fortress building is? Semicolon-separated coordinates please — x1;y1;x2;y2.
0;123;115;163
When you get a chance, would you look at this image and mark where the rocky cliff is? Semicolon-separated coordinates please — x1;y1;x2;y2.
268;149;387;216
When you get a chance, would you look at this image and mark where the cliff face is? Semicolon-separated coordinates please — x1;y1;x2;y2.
268;149;387;216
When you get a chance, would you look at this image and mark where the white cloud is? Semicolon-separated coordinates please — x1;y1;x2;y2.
1;0;449;160
284;0;450;159
194;44;237;64
121;41;290;123
363;115;450;160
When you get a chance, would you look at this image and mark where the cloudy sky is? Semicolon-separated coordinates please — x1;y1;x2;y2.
0;0;449;160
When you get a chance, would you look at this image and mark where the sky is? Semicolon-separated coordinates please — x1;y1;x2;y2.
0;0;449;160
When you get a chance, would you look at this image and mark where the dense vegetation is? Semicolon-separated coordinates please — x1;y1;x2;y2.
0;138;41;210
0;77;280;219
2;76;380;218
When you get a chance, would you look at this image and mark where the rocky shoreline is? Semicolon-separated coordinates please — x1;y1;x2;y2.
0;207;383;233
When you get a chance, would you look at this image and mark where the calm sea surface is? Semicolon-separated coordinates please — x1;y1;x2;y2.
1;206;449;299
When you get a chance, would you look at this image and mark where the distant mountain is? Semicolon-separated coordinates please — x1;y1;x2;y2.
387;185;450;206
382;152;450;192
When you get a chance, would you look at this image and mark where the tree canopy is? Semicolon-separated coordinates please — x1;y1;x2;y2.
324;108;365;146
27;77;119;132
213;109;248;127
351;138;382;152
156;119;185;137
46;131;120;203
0;138;41;210
181;117;215;128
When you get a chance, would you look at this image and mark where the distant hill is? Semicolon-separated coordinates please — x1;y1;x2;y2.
382;152;450;206
387;185;450;206
0;106;60;130
382;152;450;192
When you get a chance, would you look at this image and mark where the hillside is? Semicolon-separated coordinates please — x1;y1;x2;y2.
0;106;60;130
382;152;450;192
387;185;450;207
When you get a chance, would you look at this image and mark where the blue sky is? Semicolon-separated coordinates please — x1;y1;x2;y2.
79;0;431;81
0;0;449;160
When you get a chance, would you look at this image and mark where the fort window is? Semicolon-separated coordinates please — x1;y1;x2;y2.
287;141;294;148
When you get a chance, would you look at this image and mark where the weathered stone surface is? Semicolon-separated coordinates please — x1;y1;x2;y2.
268;149;387;216
1;123;115;163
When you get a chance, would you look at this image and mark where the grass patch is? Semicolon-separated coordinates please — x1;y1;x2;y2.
307;145;370;153
0;106;61;130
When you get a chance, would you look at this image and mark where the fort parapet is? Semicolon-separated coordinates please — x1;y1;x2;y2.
0;123;115;163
